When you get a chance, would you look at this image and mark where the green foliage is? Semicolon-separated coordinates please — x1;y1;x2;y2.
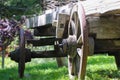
0;0;42;18
0;55;120;80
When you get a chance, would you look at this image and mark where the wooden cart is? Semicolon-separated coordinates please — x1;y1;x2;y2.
9;0;120;80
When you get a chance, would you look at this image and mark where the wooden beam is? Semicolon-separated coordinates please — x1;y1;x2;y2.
94;39;120;53
31;51;67;58
27;37;56;46
88;16;120;39
82;0;120;15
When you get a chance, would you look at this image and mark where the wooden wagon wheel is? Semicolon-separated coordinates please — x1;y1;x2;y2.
18;28;26;78
68;3;89;80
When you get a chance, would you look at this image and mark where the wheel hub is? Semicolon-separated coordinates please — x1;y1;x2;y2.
62;35;77;58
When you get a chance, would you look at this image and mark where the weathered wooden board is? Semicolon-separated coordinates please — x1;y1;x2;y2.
25;0;120;35
25;4;72;28
83;0;120;39
25;12;56;28
82;0;120;15
25;0;120;28
88;16;120;39
94;39;120;53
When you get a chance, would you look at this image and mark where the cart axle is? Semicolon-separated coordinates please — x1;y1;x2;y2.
9;48;67;63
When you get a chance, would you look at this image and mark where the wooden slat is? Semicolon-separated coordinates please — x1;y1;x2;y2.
27;37;56;46
25;13;54;28
31;50;67;58
94;39;120;53
33;26;56;36
25;3;72;28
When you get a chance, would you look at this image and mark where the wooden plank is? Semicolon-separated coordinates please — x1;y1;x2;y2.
31;51;67;58
27;37;56;46
25;0;120;28
25;13;54;28
94;39;120;53
88;16;120;39
33;25;56;36
85;0;120;39
81;0;120;15
25;4;72;28
56;13;69;38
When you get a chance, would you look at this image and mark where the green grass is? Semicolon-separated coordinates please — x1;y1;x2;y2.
0;55;120;80
86;55;120;80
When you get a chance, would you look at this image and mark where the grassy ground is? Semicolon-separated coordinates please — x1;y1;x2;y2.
0;54;120;80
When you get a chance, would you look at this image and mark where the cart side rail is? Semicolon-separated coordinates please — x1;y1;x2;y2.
25;3;72;28
82;0;120;15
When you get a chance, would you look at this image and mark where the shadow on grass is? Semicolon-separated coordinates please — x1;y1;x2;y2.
0;67;18;80
86;55;120;80
87;69;120;80
0;55;119;80
0;62;68;80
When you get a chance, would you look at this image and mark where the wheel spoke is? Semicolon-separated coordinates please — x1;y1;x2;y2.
77;35;82;45
70;20;76;35
73;13;79;36
77;48;83;57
